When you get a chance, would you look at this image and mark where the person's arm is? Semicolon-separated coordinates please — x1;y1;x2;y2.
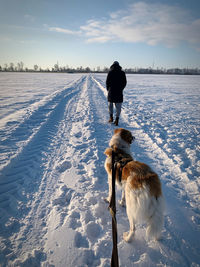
106;72;111;90
122;72;127;90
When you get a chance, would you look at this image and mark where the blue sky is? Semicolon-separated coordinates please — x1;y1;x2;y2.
0;0;200;70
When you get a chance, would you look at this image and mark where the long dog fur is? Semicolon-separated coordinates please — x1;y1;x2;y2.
104;128;165;242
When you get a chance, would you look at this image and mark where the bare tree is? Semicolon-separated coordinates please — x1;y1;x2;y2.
17;62;24;71
34;65;39;71
9;63;14;71
4;64;8;71
54;63;59;72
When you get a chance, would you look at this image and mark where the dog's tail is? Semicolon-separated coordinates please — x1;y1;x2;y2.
146;196;165;240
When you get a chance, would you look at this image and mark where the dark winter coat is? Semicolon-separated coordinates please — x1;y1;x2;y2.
106;63;127;103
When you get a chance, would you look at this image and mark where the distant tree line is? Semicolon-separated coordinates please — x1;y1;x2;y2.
0;62;200;75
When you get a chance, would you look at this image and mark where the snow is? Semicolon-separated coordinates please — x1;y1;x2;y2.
0;72;199;267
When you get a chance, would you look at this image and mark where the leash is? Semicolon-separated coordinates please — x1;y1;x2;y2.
108;148;132;267
109;149;119;267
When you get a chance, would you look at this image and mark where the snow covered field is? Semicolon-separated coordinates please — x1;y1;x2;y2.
0;72;199;267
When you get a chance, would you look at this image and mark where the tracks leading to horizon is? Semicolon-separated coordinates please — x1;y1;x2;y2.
0;75;86;264
0;74;199;266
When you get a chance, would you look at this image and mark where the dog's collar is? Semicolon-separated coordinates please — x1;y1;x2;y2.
116;158;132;183
111;147;133;183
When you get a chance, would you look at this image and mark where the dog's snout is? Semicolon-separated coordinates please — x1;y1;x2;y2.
132;136;135;142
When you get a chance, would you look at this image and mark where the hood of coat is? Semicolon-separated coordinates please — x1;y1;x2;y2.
110;62;122;71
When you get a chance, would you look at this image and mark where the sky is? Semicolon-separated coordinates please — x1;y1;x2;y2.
0;0;200;70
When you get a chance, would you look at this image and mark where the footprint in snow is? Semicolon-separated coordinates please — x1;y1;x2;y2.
74;232;89;248
68;210;82;230
52;185;74;207
57;161;72;173
68;217;81;230
86;222;101;242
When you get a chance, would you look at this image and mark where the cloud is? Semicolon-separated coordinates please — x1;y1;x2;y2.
80;20;113;43
48;27;81;36
80;2;200;50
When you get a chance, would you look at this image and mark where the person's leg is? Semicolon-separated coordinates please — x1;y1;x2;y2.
114;103;122;125
108;102;113;122
115;103;122;117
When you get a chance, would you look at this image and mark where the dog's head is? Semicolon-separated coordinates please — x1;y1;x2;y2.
106;128;135;157
114;128;135;144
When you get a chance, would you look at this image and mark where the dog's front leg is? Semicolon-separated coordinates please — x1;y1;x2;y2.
123;193;135;242
119;185;125;207
123;216;135;242
105;174;112;203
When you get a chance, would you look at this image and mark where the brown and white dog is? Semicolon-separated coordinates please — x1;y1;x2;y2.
104;128;164;242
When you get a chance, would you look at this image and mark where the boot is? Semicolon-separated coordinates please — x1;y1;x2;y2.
108;114;113;123
114;117;119;126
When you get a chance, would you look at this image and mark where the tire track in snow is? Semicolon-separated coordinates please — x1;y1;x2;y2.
0;76;81;171
43;75;115;267
0;76;86;266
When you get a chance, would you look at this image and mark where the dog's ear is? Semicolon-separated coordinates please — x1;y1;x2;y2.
112;144;118;152
104;148;112;156
114;128;122;135
120;129;133;144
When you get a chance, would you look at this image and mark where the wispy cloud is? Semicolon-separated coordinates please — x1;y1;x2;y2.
79;2;200;50
48;26;81;36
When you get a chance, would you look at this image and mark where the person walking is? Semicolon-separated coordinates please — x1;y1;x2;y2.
106;61;127;126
